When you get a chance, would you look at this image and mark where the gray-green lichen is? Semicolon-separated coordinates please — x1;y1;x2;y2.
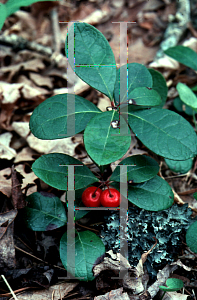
98;203;196;278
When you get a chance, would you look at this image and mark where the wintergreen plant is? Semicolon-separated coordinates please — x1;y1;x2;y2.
24;23;197;281
159;278;184;300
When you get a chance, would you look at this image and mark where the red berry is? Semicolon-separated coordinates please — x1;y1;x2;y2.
100;188;121;207
82;187;102;207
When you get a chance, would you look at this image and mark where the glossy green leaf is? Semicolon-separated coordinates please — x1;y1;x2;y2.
114;63;153;105
65;23;116;100
0;3;7;31
128;108;197;160
84;111;131;166
165;157;193;174
148;68;168;107
159;278;184;292
32;153;99;190
60;230;105;281
186;221;197;253
29;94;101;140
173;96;194;116
127;175;174;211
110;155;159;183
192;85;197;92
164;45;197;71
24;192;67;231
193;192;197;200
177;82;197;110
128;87;161;106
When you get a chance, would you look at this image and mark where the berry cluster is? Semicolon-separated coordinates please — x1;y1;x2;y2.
82;186;121;207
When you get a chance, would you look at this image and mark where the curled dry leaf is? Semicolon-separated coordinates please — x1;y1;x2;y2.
0;132;16;160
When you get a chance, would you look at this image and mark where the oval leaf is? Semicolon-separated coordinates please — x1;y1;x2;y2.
65;23;116;100
148;68;168;107
29;94;101;140
159;278;184;292
177;82;197;110
165;158;193;174
128;87;161;106
0;3;7;31
173;96;194;116
127;175;174;211
114;63;153;105
32;153;99;190
164;45;197;71
128;108;197;160
24;192;67;231
84;111;131;166
60;230;105;281
110;155;159;183
186;221;197;253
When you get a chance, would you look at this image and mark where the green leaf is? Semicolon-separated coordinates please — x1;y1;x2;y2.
29;93;101;140
128;108;197;160
164;45;197;71
186;221;197;253
84;111;131;166
193;192;197;200
159;278;184;292
148;69;168;107
114;63;153;105
5;0;60;17
165;158;193;174
60;230;105;281
65;23;116;100
0;3;7;31
128;87;161;106
177;82;197;110
127;175;174;211
110;155;159;183
32;153;99;190
24;191;67;231
191;85;197;92
173;96;194;116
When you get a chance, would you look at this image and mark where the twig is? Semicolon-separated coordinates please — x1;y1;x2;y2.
1;275;18;300
51;7;61;53
14;245;66;271
0;33;53;56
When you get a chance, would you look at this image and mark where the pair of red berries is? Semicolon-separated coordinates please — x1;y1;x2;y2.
82;186;121;207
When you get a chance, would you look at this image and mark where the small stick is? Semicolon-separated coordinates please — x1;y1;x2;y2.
1;275;18;300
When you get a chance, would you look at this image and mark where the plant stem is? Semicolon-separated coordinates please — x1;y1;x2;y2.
160;291;166;300
107;186;113;197
193;110;197;132
92;183;103;197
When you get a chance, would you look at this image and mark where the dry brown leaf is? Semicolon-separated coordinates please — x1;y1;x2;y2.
0;210;17;268
0;132;16;160
15;281;78;300
0;167;12;197
14;147;38;164
149;55;179;69
0;82;23;104
27;134;78;157
29;72;53;89
11;165;26;209
12;121;30;138
0;58;46;82
15;164;37;191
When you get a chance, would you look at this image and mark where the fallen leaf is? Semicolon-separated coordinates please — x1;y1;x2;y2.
0;132;16;160
0;167;11;197
0;210;17;269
